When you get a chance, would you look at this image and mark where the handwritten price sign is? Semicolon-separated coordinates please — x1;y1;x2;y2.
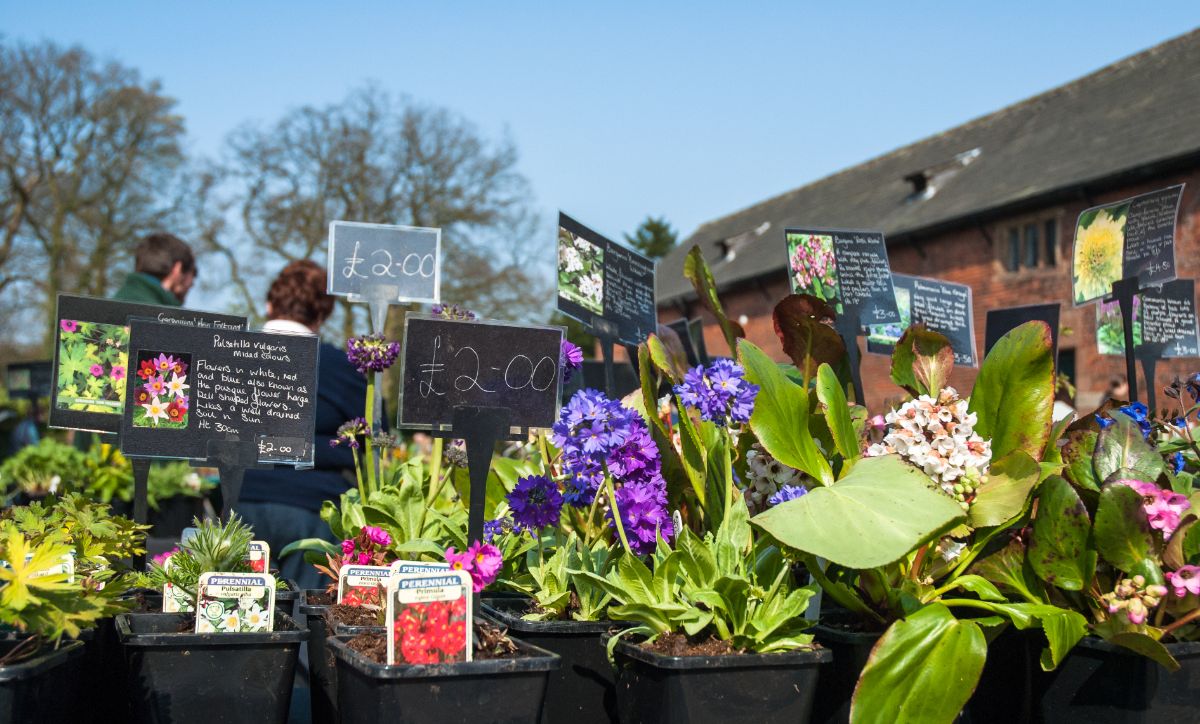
397;316;564;431
327;220;441;304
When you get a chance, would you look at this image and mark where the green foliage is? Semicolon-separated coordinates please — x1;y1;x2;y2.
1027;476;1095;591
54;321;129;412
753;455;966;569
968;321;1055;461
967;451;1041;529
1093;413;1164;483
683;245;744;356
1093;483;1155;571
889;325;954;397
1;439;87;496
623;215;678;260
501;531;614;622
577;498;818;654
140;514;257;601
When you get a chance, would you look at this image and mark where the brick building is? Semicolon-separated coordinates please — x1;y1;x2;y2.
654;29;1200;412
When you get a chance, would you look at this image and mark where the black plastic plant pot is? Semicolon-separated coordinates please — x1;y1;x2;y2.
298;590;337;724
0;637;85;724
482;595;624;724
275;578;299;619
608;635;831;724
1035;636;1200;723
810;623;881;724
328;633;560;724
71;621;133;723
116;611;307;724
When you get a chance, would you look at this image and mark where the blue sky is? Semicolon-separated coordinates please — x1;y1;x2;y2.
4;3;1199;245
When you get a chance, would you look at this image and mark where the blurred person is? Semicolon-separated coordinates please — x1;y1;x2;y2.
113;233;197;306
237;260;369;590
1098;376;1129;409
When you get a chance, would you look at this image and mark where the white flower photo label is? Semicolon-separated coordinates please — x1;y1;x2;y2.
194;572;277;634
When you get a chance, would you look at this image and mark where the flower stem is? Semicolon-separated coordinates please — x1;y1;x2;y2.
427;438;444;506
605;475;632;556
1161;605;1200;637
364;375;377;495
352;449;366;501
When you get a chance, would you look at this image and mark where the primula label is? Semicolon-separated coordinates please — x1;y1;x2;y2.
388;561;450;576
866;273;978;366
386;571;472;666
194;572;276;633
337;565;391;606
245;540;269;574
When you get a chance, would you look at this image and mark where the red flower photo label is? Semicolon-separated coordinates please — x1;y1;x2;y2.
337;565;392;605
244;540;270;575
386;571;473;666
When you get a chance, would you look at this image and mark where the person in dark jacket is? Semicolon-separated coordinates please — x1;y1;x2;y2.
238;260;367;589
113;233;197;306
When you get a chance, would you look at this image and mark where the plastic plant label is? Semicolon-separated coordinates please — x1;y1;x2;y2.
388;560;450;576
337;565;392;606
386;571;472;665
245;540;269;574
194;572;276;633
25;552;74;583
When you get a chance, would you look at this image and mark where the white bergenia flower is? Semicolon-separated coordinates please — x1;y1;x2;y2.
865;387;992;510
743;443;804;515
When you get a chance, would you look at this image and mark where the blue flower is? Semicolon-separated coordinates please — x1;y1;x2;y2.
1095;414;1115;429
673;359;759;425
768;485;808;508
1172;452;1186;475
560;340;584;384
506;476;564;533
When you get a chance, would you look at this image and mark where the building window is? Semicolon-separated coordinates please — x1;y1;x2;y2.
999;214;1060;272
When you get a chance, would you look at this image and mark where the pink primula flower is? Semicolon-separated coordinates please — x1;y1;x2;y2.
1168;565;1200;598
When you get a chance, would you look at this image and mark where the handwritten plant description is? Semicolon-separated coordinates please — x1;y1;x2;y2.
120;319;318;464
556;212;657;346
1139;280;1199;358
1122;186;1184;287
398;315;564;431
830;231;900;325
866;274;977;366
50;294;246;435
327;220;441;303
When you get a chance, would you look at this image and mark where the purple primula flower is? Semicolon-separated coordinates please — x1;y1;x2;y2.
332;417;370;449
674;359;759;425
559;340;584;383
768;485;808;508
346;334;401;374
507;476;564;533
610;481;674;556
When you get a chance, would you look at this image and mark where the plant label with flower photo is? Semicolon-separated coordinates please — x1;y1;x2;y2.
784;228;900;325
1071;184;1184;305
50;295;245;434
867;274;978;366
389;561;450;576
338;565;392;606
120;319;318;465
557;212;656;346
327;220;441;304
397;315;565;432
386;571;473;665
245;540;269;573
194;572;276;633
1097;279;1199;358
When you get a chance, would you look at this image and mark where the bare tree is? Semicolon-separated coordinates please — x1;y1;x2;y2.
197;86;551;339
0;40;186;352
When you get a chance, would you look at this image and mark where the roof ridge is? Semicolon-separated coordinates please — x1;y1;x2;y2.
687;27;1200;241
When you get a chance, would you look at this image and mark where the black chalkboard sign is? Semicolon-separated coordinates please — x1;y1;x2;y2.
985;304;1061;357
1071;185;1184;305
6;361;52;401
866;274;977;366
119;319;319;464
1098;280;1199;359
50;295;247;434
398;315;564;432
327;220;441;304
784;227;900;325
556;212;656;346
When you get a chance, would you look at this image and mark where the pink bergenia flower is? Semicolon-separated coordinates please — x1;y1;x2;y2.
1116;479;1191;539
1168;565;1200;598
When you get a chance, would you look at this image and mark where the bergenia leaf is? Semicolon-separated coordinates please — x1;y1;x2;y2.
683;245;744;355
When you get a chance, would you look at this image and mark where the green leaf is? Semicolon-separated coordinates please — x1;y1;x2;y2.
968;321;1055;461
851;604;986;724
1093;413;1165;484
739;340;834;486
1106;632;1181;672
772;295;845;381
1062;431;1100;492
946;575;1006;602
816;363;861;465
1037;609;1089;670
752;455;965;568
1094;483;1155;571
646;333;688;384
968;450;1040;528
684;245;744;355
890;325;954;397
1028;476;1096;591
278;537;338;559
970;538;1043;603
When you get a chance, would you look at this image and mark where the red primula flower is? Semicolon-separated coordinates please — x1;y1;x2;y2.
166;400;186;423
137;360;157;380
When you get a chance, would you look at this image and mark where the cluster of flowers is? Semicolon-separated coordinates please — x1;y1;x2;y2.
346;334;401;374
134;353;190;426
196;599;270;633
331;417;370;449
431;303;476;321
340;584;382;607
788;233;839;295
445;540;502;593
866;388;992;508
560;339;584;383
674;359;758;425
506;475;564;534
1116;479;1190;540
1100;574;1169;626
743;443;806;514
341;525;392;566
551;389;673;555
393;598;468;664
559;232;604;308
